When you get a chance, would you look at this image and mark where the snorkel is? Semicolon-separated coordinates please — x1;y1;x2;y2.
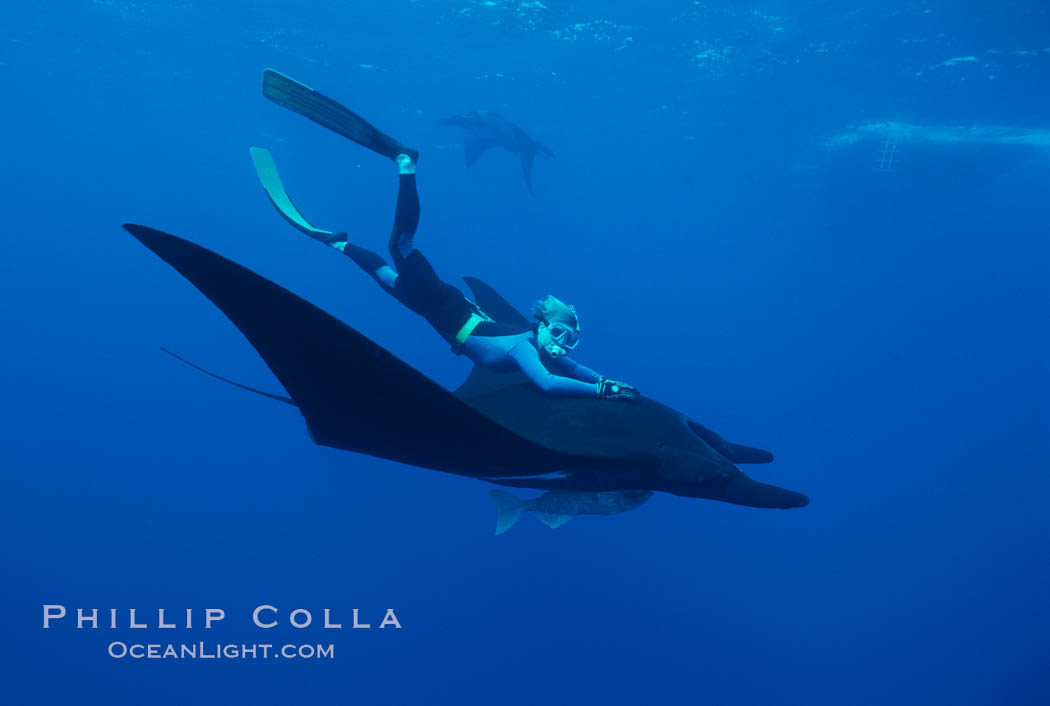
537;323;568;358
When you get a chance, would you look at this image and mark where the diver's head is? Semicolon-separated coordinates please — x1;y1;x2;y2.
532;294;580;358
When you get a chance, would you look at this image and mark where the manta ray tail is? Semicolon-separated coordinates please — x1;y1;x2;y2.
160;347;296;406
491;490;526;535
519;141;553;196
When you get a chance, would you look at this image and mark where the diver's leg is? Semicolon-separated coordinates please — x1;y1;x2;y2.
335;153;422;295
336;153;466;339
379;154;473;338
388;154;420;266
383;157;445;304
338;242;398;291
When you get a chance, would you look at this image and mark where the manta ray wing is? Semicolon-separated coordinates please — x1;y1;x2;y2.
463;132;504;167
124;224;559;478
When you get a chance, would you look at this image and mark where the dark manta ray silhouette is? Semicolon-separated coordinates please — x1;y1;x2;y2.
123;223;808;511
437;111;554;194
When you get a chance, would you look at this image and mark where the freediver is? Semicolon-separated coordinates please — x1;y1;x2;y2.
253;70;638;400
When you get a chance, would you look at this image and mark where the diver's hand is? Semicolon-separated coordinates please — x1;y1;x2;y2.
598;377;640;400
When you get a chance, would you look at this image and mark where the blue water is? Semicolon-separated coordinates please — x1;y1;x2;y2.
2;2;1048;704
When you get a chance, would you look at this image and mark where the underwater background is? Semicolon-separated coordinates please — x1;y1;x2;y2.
1;1;1047;704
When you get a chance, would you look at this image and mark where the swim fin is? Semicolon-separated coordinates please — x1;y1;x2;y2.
249;146;344;244
261;69;418;163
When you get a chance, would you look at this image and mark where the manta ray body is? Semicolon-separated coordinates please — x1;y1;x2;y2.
125;224;808;511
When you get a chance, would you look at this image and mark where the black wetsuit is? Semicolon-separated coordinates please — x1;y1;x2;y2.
340;174;481;343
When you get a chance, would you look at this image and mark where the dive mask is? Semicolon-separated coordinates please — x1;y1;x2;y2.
547;322;580;351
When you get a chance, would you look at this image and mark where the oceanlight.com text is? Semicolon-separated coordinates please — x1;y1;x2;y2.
107;642;335;660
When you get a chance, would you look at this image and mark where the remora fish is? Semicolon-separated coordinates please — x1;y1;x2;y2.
490;489;653;535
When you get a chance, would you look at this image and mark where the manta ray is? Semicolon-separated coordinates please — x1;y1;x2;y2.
437;111;554;194
124;224;809;515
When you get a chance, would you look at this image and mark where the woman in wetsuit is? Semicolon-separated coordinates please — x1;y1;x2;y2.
252;71;637;399
333;154;637;400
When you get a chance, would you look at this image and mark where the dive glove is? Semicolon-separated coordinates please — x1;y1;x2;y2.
598;377;639;400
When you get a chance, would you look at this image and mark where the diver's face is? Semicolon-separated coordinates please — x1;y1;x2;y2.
538;322;579;358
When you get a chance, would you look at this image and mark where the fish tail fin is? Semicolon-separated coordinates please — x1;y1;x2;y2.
490;490;525;535
532;512;573;529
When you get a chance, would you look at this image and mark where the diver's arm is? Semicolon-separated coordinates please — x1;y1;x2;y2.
549;356;603;384
507;341;599;396
549;356;639;399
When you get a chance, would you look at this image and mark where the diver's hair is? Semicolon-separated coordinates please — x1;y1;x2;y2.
532;295;579;329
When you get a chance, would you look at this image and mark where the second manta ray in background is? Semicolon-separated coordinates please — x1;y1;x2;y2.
437;110;554;194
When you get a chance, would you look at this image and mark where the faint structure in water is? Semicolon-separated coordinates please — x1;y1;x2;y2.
821;120;1046;207
876;131;898;172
